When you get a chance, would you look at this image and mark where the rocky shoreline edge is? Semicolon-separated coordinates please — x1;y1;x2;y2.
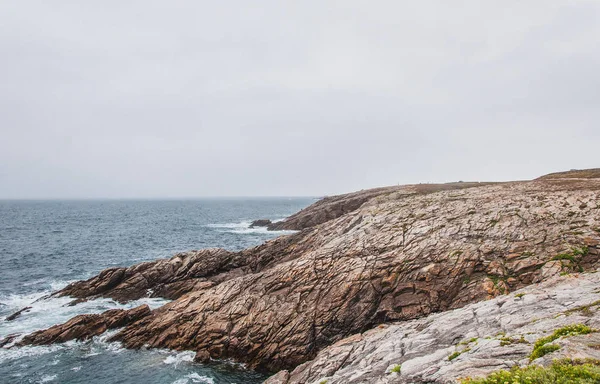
2;168;600;383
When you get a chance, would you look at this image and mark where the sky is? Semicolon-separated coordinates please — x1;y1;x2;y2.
1;1;599;198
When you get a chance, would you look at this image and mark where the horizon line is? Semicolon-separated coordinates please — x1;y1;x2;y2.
0;196;321;201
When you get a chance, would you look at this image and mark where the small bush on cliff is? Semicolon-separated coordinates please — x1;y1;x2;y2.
390;364;401;373
460;358;600;383
530;343;561;360
530;324;595;361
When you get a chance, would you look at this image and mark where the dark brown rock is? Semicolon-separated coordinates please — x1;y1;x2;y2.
18;305;151;346
35;171;600;374
0;333;20;348
5;306;32;321
250;219;272;228
194;349;211;363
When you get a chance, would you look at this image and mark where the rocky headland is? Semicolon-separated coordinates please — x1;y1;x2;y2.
4;169;600;383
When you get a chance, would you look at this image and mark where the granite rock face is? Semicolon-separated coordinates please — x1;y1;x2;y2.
18;172;600;376
267;272;600;383
56;234;306;303
266;187;403;231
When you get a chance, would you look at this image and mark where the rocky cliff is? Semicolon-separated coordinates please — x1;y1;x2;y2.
267;270;600;383
9;170;600;382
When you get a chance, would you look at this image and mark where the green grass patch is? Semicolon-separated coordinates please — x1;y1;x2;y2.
459;337;478;345
499;335;529;347
564;300;600;316
460;358;600;383
553;253;577;263
390;364;401;373
449;348;471;361
530;343;561;360
530;324;595;361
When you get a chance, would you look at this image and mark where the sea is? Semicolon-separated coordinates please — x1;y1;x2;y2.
0;198;313;384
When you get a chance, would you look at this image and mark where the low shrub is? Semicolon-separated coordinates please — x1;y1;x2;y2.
460;358;600;383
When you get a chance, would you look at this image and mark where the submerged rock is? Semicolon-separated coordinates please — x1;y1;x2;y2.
5;306;32;321
0;333;20;348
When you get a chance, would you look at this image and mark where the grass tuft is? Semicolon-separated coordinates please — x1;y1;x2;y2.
390;364;401;374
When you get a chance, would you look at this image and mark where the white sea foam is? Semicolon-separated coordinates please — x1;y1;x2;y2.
206;220;296;235
0;344;65;363
172;372;215;384
163;350;195;366
39;374;57;382
0;291;169;340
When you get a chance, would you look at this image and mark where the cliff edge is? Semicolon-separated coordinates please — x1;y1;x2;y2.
7;169;600;382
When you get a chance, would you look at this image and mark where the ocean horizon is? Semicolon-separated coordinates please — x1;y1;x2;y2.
0;198;313;384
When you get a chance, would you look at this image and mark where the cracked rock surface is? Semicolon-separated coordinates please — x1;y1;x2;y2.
268;271;600;383
16;172;600;376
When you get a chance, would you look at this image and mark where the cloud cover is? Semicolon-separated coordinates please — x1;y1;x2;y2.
1;1;599;198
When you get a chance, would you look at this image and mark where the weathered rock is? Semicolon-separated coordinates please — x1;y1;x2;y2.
250;219;273;228
536;168;600;180
194;349;212;363
0;333;19;348
56;237;307;303
33;172;600;375
5;306;32;321
268;182;497;231
266;271;600;383
98;178;600;372
18;305;151;346
267;187;402;231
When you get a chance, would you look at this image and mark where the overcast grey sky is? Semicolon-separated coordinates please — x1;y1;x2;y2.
1;1;598;198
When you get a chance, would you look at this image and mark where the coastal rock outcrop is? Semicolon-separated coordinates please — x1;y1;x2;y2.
5;306;32;321
19;170;600;377
266;271;600;383
56;233;306;303
250;219;273;228
266;187;402;231
17;305;151;346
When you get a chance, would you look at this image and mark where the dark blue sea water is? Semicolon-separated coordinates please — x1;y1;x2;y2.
0;199;313;384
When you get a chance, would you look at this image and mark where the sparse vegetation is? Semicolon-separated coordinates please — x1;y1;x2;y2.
552;247;588;274
515;293;525;299
530;343;561;360
530;324;595;361
449;348;471;361
448;351;462;361
499;335;529;346
459;358;600;383
459;338;478;346
390;364;401;373
564;300;600;316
